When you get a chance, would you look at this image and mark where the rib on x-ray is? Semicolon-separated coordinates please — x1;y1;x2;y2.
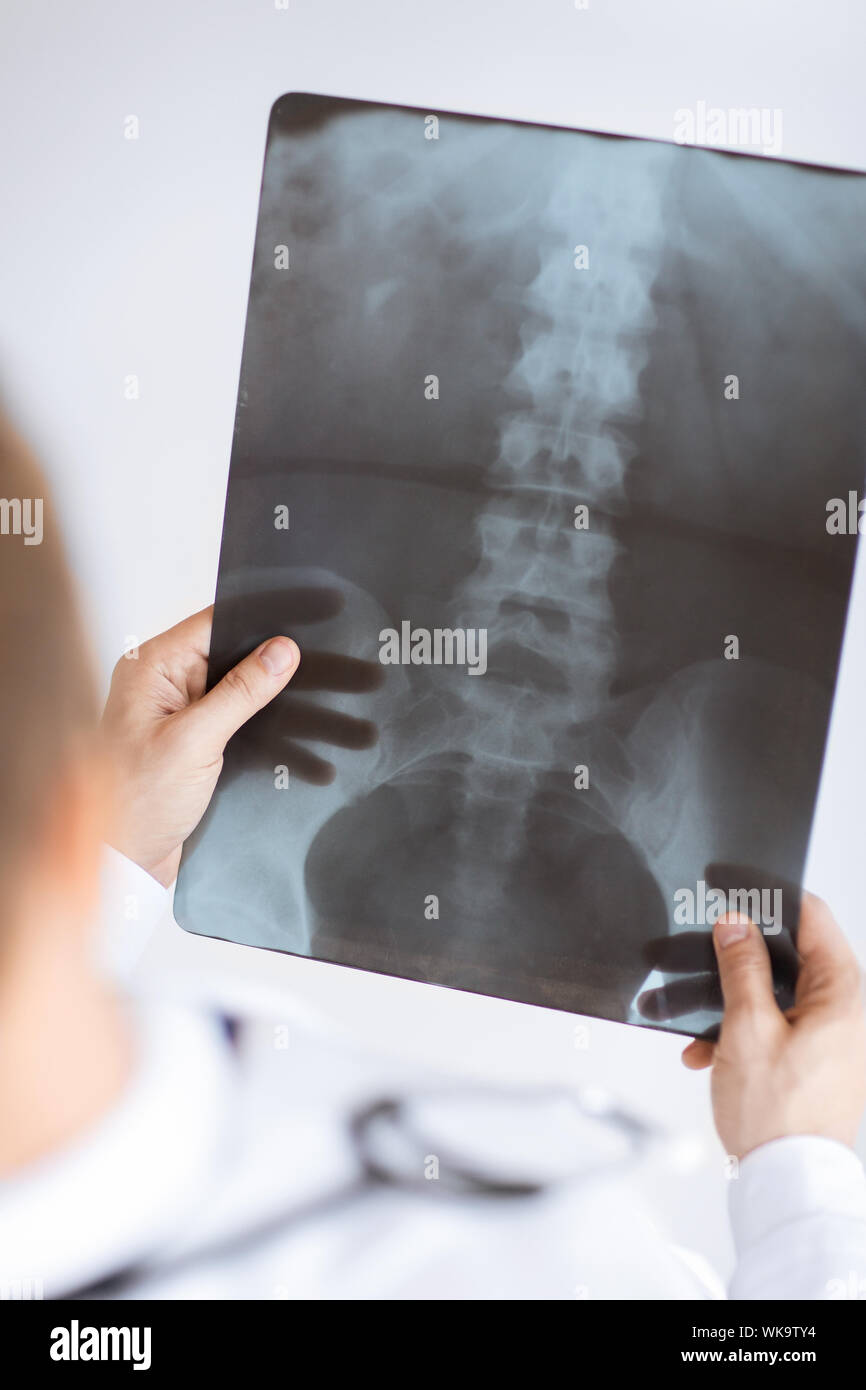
174;93;866;1038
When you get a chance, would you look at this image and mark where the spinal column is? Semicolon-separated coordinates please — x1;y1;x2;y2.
444;138;670;824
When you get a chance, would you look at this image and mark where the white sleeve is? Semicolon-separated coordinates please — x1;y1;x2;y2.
95;845;170;983
729;1135;866;1300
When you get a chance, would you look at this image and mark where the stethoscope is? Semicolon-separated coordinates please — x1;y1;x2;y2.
350;1084;659;1196
60;1039;661;1299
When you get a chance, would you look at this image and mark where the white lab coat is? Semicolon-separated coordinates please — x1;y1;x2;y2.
2;851;866;1301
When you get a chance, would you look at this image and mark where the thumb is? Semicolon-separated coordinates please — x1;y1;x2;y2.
186;636;300;753
713;912;778;1023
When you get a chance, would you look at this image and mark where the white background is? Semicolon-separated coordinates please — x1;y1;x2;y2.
2;0;865;1282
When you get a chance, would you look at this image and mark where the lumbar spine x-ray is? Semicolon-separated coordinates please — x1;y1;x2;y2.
175;93;865;1038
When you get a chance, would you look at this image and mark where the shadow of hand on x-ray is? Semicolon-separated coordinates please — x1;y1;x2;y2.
211;585;384;786
636;862;801;1038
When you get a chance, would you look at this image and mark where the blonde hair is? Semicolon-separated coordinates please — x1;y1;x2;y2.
0;411;98;887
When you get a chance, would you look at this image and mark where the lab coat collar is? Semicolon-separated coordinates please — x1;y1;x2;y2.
0;1000;237;1299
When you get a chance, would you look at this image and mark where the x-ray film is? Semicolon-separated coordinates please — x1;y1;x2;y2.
174;93;866;1038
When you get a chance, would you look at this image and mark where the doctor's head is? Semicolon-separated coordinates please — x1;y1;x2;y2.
0;408;107;987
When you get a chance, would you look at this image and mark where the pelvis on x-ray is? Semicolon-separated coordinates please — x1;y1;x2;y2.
174;93;865;1038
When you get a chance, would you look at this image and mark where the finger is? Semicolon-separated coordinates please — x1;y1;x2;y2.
221;736;337;787
236;696;378;752
186;636;300;752
681;1039;715;1070
642;927;799;996
290;651;385;694
794;892;862;1011
204;590;346;687
637;973;722;1021
713;912;779;1023
218;587;344;634
280;741;337;785
642;931;716;974
280;699;378;750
